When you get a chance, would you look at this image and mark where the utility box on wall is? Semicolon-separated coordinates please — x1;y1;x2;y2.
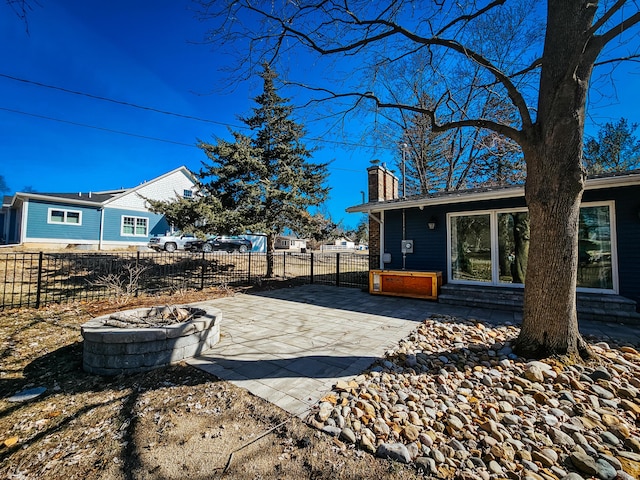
369;270;443;300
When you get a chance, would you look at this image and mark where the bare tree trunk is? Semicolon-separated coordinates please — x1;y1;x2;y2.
517;183;586;357
515;143;591;359
266;234;275;278
513;1;603;360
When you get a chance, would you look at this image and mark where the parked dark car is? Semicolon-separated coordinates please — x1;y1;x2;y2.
185;236;252;253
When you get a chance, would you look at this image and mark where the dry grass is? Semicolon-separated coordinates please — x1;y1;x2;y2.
0;286;420;480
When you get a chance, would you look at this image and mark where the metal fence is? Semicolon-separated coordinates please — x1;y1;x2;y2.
0;251;370;309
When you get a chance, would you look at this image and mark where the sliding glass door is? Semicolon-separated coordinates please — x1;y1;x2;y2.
448;203;616;292
450;213;491;282
497;211;530;285
578;205;613;290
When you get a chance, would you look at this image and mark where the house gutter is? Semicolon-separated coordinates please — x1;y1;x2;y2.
346;171;640;214
347;187;524;214
10;192;103;208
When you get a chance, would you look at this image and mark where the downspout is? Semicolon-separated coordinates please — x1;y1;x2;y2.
98;208;104;250
379;211;385;270
19;199;28;246
402;209;406;270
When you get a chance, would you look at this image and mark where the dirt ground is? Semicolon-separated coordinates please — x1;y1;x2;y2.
0;286;422;480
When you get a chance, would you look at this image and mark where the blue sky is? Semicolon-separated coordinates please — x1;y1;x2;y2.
1;1;638;229
1;0;375;228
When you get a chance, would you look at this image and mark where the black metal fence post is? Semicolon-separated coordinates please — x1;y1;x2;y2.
283;252;286;278
200;251;206;290
310;252;314;284
35;252;43;309
247;250;252;284
135;251;141;297
336;252;340;287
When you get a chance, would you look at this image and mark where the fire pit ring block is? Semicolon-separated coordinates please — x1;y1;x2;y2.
81;305;221;375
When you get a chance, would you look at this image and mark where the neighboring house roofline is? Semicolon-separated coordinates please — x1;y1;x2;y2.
276;235;306;240
103;165;196;206
92;189;130;195
347;169;640;214
7;192;114;208
3;166;195;210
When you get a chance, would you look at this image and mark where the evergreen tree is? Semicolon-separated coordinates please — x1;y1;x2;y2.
198;64;329;277
583;118;640;175
145;193;219;236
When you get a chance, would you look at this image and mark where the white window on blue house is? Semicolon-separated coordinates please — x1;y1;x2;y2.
121;216;148;236
48;208;82;225
183;189;193;199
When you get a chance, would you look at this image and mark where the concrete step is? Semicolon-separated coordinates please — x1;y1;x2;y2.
439;284;640;324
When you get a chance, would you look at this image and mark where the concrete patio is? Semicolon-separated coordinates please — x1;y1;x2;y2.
187;284;640;417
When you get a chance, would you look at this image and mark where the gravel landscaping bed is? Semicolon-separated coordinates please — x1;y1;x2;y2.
307;314;640;480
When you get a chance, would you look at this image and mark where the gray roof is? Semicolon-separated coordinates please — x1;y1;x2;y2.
347;169;640;213
34;191;122;204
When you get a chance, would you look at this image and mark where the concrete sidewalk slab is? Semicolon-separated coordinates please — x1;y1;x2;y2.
187;284;640;417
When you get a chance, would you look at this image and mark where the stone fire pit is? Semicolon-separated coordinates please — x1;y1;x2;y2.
81;304;221;375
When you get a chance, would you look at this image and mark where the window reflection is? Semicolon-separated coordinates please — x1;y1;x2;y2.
578;206;612;289
498;212;529;284
450;214;491;282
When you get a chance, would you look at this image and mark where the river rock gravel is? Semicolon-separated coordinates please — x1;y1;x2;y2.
306;314;640;480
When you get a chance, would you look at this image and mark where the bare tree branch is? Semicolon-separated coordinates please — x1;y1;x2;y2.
598;10;640;46
509;57;544;78
435;0;507;36
587;0;629;37
247;4;535;135
6;0;40;33
289;81;525;144
595;53;640;66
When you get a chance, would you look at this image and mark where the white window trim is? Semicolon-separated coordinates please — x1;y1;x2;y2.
47;207;83;226
446;209;496;287
577;201;618;294
121;215;149;237
446;201;618;293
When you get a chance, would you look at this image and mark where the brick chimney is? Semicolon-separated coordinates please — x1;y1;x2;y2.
367;164;398;202
367;164;398;269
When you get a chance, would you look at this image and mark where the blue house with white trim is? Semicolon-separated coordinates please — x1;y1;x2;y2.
0;166;196;250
